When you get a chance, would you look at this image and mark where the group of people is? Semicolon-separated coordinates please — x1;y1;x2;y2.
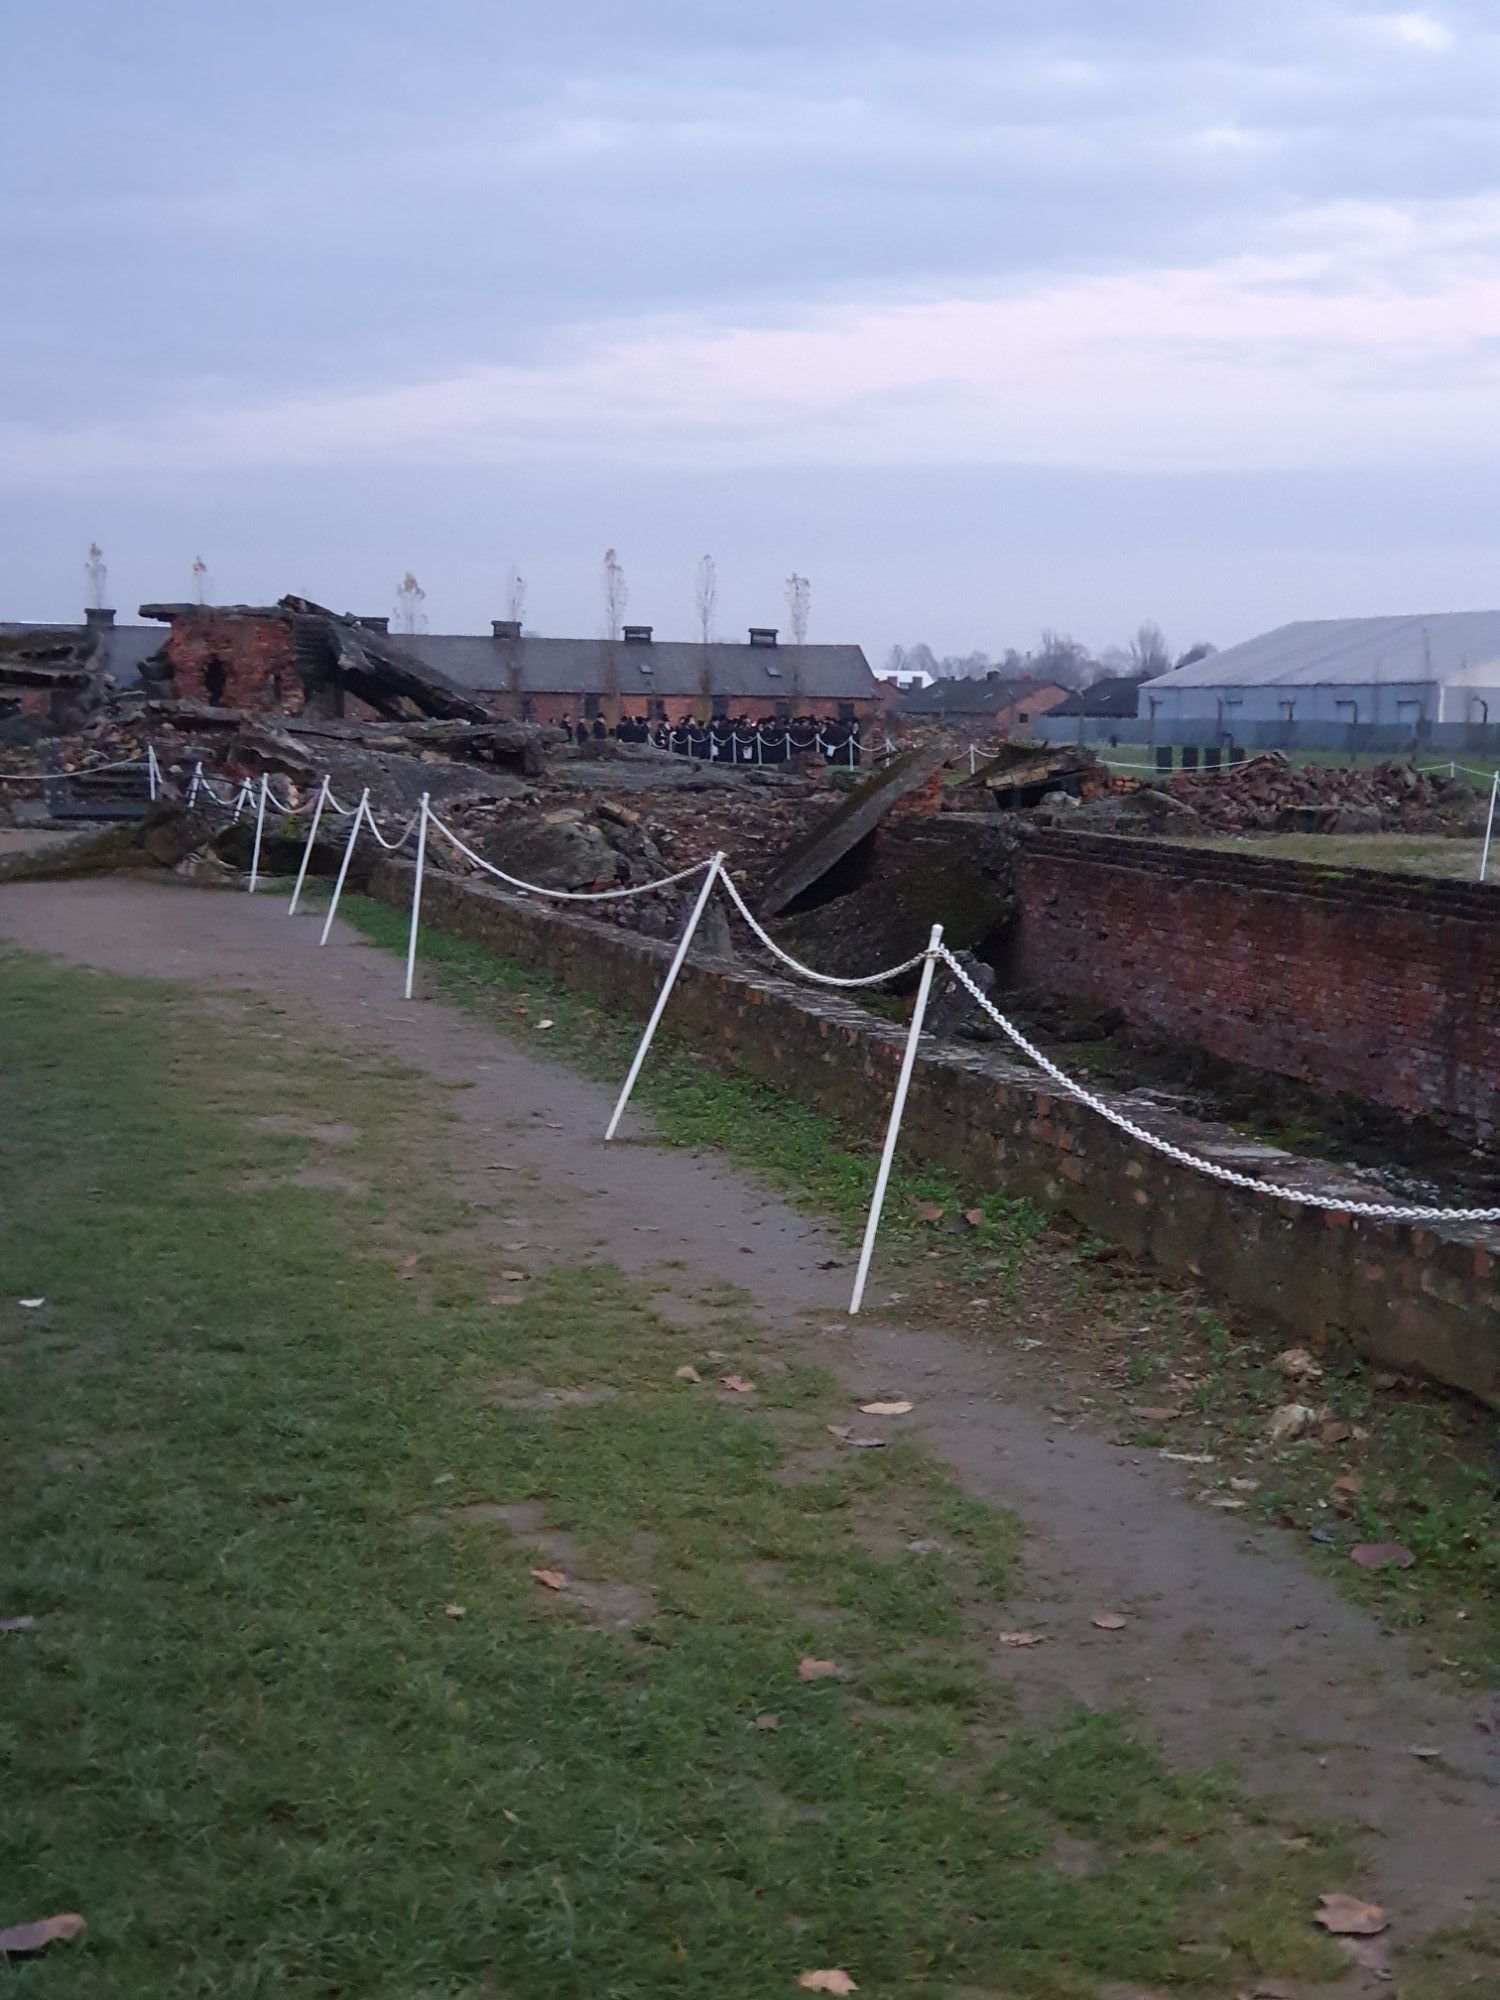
554;713;866;767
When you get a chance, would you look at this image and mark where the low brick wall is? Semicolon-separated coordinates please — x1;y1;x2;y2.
1012;830;1500;1145
371;860;1500;1407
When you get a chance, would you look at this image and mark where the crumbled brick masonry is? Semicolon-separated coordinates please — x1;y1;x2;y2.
163;611;301;714
1011;831;1500;1146
369;858;1500;1407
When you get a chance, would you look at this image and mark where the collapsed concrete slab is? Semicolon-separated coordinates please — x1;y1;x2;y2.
758;744;948;916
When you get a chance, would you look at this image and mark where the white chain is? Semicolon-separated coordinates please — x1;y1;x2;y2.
426;809;714;901
936;948;1500;1225
715;868;931;988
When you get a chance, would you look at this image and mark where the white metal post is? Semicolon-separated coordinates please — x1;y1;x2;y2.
403;795;431;1000
849;924;944;1317
1481;771;1499;883
248;773;270;893
605;853;725;1141
146;744;159;801
320;789;369;945
188;762;202;809
968;743;977;775
288;776;330;915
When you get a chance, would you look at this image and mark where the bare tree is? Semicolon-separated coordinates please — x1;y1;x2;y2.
602;547;627;641
394;571;428;637
84;542;108;610
1128;621;1172;677
191;554;209;605
1032;629;1094;689
505;564;526;627
785;572;810;646
694;554;718;645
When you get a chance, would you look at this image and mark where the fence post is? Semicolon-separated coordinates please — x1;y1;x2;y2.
605;854;725;1141
1481;771;1499;883
320;789;369;945
288;776;331;915
968;743;977;775
403;795;431;1000
146;744;159;801
188;762;202;809
849;924;944;1317
248;773;270;893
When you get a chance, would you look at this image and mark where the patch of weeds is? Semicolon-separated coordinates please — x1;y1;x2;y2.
0;948;1349;1999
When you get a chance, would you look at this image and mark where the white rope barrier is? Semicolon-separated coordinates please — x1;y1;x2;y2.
935;949;1500;1226
715;867;932;989
0;751;150;784
425;808;713;903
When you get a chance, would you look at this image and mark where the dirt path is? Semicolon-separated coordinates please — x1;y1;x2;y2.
3;875;1497;1952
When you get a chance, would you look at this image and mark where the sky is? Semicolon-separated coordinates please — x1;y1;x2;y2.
4;0;1500;661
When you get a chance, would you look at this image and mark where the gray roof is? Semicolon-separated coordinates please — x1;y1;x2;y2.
399;634;875;703
898;674;1057;716
1146;612;1500;691
1048;673;1148;719
0;620;163;688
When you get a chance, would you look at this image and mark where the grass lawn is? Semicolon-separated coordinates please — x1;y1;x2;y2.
1170;830;1489;882
0;941;1361;1998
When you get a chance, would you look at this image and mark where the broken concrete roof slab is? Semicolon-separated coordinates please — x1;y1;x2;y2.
759;744;948;917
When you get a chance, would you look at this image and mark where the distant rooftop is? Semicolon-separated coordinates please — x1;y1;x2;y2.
1147;613;1500;690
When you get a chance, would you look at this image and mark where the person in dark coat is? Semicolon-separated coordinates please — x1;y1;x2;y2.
592;716;608;742
574;719;590;746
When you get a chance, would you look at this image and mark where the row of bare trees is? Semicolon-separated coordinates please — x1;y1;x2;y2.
886;622;1214;688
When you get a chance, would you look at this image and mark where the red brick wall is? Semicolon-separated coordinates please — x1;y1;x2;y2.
1012;831;1500;1143
164;611;301;713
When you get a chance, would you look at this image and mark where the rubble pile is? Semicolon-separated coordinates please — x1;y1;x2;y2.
1162;753;1484;835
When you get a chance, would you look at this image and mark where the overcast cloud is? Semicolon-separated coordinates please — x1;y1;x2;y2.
4;1;1499;655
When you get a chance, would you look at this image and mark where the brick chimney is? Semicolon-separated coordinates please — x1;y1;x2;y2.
622;624;653;643
356;615;389;634
492;618;522;640
748;626;778;647
84;606;116;629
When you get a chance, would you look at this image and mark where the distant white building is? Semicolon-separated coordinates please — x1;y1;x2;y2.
1143;612;1500;737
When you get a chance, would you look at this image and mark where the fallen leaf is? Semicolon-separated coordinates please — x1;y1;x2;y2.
859;1400;913;1417
798;1971;857;1994
1130;1405;1179;1422
674;1364;703;1384
1161;1450;1215;1464
1313;1892;1387;1936
1274;1346;1323;1380
1407;1744;1441;1759
720;1374;756;1394
827;1425;886;1448
499;1269;531;1283
444;1603;466;1620
1350;1542;1414;1572
0;1615;37;1633
1317;1419;1352;1444
753;1712;781;1731
798;1657;840;1682
536;1019;555;1030
962;1208;985;1228
1091;1612;1127;1631
1328;1474;1363;1514
502;1809;521;1824
1230;1477;1262;1493
530;1569;567;1592
0;1914;86;1955
826;1423;852;1439
399;1254;419;1271
1208;1497;1249;1511
997;1631;1045;1647
502;1240;530;1252
1268;1402;1317;1443
912;1201;945;1223
16;1298;45;1311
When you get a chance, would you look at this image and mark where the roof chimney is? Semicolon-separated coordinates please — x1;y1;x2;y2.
492;618;522;640
748;626;778;647
356;615;390;633
622;624;653;643
84;606;116;630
